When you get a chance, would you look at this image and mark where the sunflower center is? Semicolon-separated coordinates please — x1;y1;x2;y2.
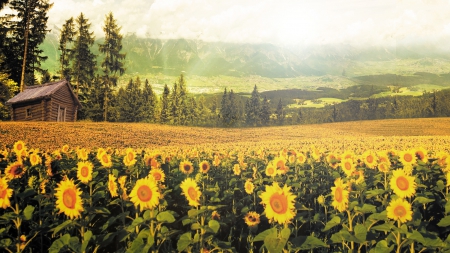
344;162;352;171
17;143;22;150
63;189;77;209
184;165;191;172
404;154;413;163
367;155;374;164
0;187;6;198
269;193;288;214
127;152;134;161
248;215;256;222
335;187;343;202
416;152;424;160
153;172;161;180
137;185;152;202
102;154;109;163
80;166;89;177
396;176;409;191
276;161;284;168
188;187;198;200
11;165;23;175
202;164;208;171
394;205;406;217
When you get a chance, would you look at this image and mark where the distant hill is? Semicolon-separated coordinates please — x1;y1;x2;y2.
40;32;450;80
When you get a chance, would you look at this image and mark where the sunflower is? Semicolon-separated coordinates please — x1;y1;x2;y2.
378;162;390;173
415;147;428;163
77;161;93;184
99;151;112;168
199;161;210;174
29;152;42;166
273;156;288;175
340;158;355;177
129;177;160;211
317;195;325;206
233;164;241;176
61;144;70;153
212;155;221;167
0;177;13;209
362;150;377;169
244;211;261;227
107;174;119;197
341;150;355;160
265;162;277;177
399;150;416;166
123;148;137;167
5;161;26;180
55;178;84;219
13;140;27;157
260;182;296;225
436;151;449;168
179;160;194;175
244;180;255;194
331;178;349;212
149;168;166;182
76;148;89;161
386;197;413;223
377;151;390;164
310;146;322;162
118;175;127;190
326;153;340;169
180;177;202;207
297;152;307;164
389;169;416;198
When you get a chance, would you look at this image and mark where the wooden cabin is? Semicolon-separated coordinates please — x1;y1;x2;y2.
6;80;82;122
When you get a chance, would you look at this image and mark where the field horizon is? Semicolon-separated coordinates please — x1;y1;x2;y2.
2;117;450;151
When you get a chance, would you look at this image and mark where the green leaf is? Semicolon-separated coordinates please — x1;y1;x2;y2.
126;217;144;233
49;234;70;253
438;216;450;227
264;228;289;253
367;211;387;222
17;187;36;199
0;238;12;248
407;230;425;244
445;201;450;215
68;236;80;252
81;230;92;253
291;236;327;250
157;211;175;223
52;220;73;236
23;205;35;220
187;209;207;218
93;207;111;215
177;232;192;252
323;216;341;232
355;204;377;214
354;224;367;243
253;228;276;242
365;189;385;199
372;223;394;232
208;220;220;234
436;180;445;191
127;238;144;253
143;233;155;252
369;240;394;253
413;197;434;205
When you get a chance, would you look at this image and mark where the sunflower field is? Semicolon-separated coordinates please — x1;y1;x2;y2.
1;139;450;253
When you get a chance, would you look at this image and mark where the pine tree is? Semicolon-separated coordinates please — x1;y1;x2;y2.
118;77;144;122
160;84;170;124
276;98;284;125
58;17;75;79
98;12;125;121
7;0;53;89
142;79;157;122
260;96;271;125
170;81;180;124
72;13;96;97
245;85;261;126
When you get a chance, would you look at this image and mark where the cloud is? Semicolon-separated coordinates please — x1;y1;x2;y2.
46;0;450;47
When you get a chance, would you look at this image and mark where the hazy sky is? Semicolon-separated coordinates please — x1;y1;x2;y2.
46;0;450;47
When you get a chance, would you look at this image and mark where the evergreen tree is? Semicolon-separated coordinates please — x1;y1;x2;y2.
276;98;284;125
72;13;96;97
58;17;75;79
245;85;261;126
7;0;52;89
142;79;157;122
170;81;180;124
85;75;104;121
98;12;125;121
160;84;170;124
117;77;144;122
260;96;271;125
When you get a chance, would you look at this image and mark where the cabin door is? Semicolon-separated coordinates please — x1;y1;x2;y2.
57;106;66;122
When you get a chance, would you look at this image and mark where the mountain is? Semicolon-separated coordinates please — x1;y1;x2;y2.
39;32;450;79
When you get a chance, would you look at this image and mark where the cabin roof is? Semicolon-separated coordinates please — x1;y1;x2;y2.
6;80;82;107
